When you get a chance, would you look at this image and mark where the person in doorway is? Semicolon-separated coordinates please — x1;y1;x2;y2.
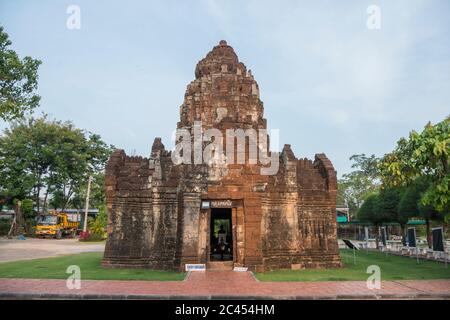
218;225;227;244
218;238;226;260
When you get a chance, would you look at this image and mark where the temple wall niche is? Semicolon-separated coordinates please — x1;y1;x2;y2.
261;198;298;252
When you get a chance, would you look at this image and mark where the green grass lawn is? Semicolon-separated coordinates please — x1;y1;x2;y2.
256;249;450;281
1;250;449;282
0;252;185;281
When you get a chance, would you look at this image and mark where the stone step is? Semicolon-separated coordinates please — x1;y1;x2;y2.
207;261;234;271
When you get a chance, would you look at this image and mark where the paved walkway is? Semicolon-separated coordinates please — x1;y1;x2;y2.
0;238;105;262
1;272;450;299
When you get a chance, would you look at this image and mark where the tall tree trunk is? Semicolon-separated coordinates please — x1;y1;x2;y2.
8;201;24;237
36;187;41;214
42;189;49;213
62;185;73;211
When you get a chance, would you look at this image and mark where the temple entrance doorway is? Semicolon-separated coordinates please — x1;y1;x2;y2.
210;208;233;262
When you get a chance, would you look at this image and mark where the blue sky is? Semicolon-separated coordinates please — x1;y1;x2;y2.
1;0;449;176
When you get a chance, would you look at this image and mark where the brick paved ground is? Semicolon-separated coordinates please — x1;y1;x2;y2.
1;272;449;299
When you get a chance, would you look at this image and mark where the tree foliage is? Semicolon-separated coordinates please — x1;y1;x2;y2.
69;173;106;210
398;177;441;220
358;188;401;248
357;193;380;224
0;116;113;213
380;117;449;214
378;187;403;224
358;188;400;226
0;26;41;121
337;154;380;217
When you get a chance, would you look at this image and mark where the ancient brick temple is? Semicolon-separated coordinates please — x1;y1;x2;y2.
102;41;341;271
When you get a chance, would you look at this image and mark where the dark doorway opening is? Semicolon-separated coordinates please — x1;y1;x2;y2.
210;208;233;261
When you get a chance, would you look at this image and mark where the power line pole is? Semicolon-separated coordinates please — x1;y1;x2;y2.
83;176;93;233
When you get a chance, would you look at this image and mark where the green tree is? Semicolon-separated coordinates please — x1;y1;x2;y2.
45;127;112;211
0;26;41;121
380;118;449;217
358;194;380;248
397;177;443;247
378;187;402;223
21;198;34;219
0;116;113;218
337;154;381;217
0;116;54;210
398;181;422;240
48;190;66;210
358;188;399;249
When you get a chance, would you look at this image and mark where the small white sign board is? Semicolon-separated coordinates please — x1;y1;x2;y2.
233;267;248;272
185;264;206;272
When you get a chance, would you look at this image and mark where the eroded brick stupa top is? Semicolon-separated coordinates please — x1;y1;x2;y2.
178;41;266;130
195;40;244;79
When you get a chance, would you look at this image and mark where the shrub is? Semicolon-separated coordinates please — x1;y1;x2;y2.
0;218;12;236
87;205;106;239
78;230;104;242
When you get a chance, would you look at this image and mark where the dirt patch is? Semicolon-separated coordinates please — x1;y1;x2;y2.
0;238;105;263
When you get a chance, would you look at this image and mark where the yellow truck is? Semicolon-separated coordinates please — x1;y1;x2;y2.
35;212;80;239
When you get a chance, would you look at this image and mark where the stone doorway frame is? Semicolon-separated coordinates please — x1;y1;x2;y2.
200;199;245;267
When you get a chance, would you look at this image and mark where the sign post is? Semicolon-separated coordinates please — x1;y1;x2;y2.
381;227;388;256
432;227;447;269
343;239;358;265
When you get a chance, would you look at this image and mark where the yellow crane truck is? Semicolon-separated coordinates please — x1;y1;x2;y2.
35;211;79;239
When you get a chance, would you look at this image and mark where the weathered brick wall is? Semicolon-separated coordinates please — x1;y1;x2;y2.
102;140;180;269
295;154;341;268
261;146;341;271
